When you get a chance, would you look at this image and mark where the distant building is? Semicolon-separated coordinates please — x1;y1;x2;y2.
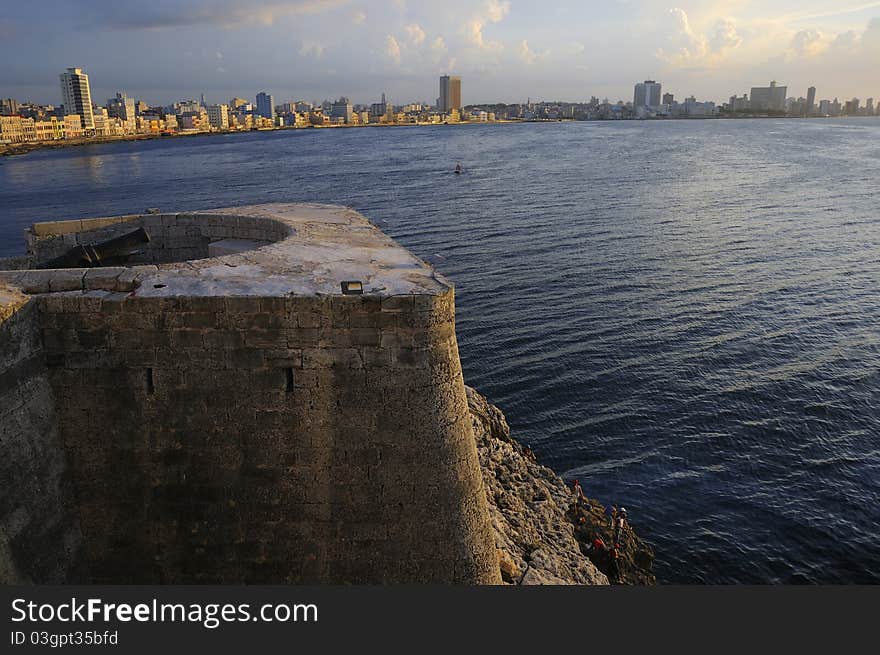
230;97;249;110
1;98;19;115
207;104;230;129
256;92;274;119
818;99;831;116
439;75;462;113
370;92;390;117
107;92;136;123
330;97;353;123
806;87;816;116
749;81;786;112
844;98;860;115
662;92;674;105
59;67;95;132
633;81;661;109
866;98;875;116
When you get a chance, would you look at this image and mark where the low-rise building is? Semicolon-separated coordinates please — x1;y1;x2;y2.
63;114;83;139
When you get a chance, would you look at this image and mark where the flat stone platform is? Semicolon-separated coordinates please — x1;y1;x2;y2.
0;203;449;298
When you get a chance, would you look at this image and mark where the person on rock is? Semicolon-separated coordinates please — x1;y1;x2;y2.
572;479;586;503
609;546;621;584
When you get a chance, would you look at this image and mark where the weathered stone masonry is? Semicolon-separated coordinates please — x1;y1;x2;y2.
0;204;501;584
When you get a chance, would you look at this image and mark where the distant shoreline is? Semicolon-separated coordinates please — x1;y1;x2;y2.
0;120;519;158
1;114;875;158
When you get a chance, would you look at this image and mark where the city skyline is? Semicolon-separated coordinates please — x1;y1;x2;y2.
1;1;879;106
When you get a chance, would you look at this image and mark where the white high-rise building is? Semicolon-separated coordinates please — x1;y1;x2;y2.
207;104;229;129
59;67;95;132
633;81;662;109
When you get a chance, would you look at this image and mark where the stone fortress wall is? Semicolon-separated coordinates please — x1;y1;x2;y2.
0;204;501;584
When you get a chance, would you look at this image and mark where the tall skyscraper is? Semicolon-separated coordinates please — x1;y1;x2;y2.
633;81;662;108
806;87;816;116
749;81;787;111
59;67;95;131
439;75;462;113
256;92;274;119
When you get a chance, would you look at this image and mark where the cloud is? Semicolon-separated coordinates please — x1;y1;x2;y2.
385;34;401;63
518;40;548;65
655;8;742;68
709;19;742;52
405;23;426;45
298;41;325;58
790;29;825;57
464;0;510;51
75;0;344;30
352;10;366;25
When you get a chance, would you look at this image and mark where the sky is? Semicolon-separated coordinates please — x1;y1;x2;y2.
2;0;879;107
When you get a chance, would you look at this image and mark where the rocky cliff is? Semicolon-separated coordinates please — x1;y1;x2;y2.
469;387;656;585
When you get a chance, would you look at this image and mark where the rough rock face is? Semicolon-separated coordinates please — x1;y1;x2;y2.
469;386;655;585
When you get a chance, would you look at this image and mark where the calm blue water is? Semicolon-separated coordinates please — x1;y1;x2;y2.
2;119;879;584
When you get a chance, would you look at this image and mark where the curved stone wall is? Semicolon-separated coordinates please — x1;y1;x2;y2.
0;204;501;584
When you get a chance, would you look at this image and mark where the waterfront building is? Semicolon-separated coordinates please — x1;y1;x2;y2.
256;92;274;119
33;117;63;141
844;98;860;115
230;97;249;110
806;87;816;116
63;114;83;139
662;92;674;106
92;107;111;136
0;115;26;142
866;98;874;116
633;80;662;109
207;104;230;129
330;97;353;123
178;110;209;132
749;81;787;111
59;67;95;132
818;99;831;116
439;75;462;113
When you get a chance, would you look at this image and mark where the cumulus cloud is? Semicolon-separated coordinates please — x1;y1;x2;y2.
405;23;426;45
464;0;510;51
385;34;402;63
75;0;344;30
790;29;825;57
655;7;742;68
518;39;548;65
709;19;742;52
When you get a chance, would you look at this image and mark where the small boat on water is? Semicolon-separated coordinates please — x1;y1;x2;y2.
454;163;462;175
